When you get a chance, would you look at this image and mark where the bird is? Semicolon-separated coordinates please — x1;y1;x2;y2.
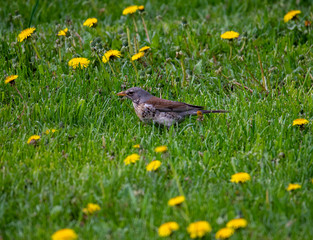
117;87;228;127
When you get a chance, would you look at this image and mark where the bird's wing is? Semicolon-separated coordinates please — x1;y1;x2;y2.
145;96;204;112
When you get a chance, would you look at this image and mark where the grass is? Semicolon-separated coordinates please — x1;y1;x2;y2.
1;0;313;239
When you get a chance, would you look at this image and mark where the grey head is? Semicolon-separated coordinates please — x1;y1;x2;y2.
117;87;153;104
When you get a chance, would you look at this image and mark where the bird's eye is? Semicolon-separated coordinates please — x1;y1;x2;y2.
128;91;134;95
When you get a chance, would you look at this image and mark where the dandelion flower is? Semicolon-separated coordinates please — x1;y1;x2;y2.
5;75;18;84
45;129;57;134
226;218;248;229
68;57;90;69
155;145;168;153
230;172;251;183
131;52;144;61
123;5;139;15
139;46;150;52
292;118;309;126
102;50;122;63
51;228;78;240
124;153;140;165
58;28;68;36
18;27;36;42
146;160;162;172
287;183;301;191
138;5;145;11
27;135;40;144
168;195;185;206
284;10;301;23
158;222;179;237
83;18;97;27
133;144;140;148
82;203;101;215
187;221;212;239
221;31;239;40
215;227;235;239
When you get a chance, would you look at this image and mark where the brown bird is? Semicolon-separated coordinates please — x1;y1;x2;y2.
117;87;228;127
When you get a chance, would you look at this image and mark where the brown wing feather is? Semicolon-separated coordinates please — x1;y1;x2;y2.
145;96;204;112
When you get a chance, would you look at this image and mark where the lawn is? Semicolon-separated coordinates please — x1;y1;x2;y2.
1;0;313;239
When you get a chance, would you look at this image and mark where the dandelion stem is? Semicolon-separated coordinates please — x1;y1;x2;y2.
107;61;116;77
140;14;150;43
14;85;26;120
134;36;138;53
132;14;140;40
131;60;139;83
58;47;62;63
31;40;42;60
169;160;190;221
126;27;133;55
229;45;232;60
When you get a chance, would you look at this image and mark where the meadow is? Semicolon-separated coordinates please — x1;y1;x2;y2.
1;0;313;239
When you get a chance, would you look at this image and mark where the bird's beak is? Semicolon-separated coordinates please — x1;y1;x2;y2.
117;91;127;96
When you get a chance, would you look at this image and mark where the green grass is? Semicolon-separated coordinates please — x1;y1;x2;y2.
1;0;313;239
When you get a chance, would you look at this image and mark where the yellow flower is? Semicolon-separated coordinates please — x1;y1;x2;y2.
68;57;90;69
124;153;140;165
146;160;162;171
220;31;240;40
18;27;36;42
123;5;139;15
139;46;150;52
131;52;144;61
226;218;248;229
287;183;301;191
138;5;145;11
27;135;40;144
58;28;68;36
230;172;251;183
292;118;309;126
311;178;313;184
45;129;57;134
83;18;97;27
51;228;78;240
168;195;185;206
187;221;212;239
155;145;168;153
5;75;18;84
284;10;301;23
82;203;101;214
158;222;179;237
133;144;140;148
215;227;235;239
102;50;122;63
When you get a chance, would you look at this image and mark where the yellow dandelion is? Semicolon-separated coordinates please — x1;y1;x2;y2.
51;228;78;240
45;129;57;134
215;227;235;239
284;10;301;23
18;27;36;42
82;203;101;215
187;221;212;239
287;183;301;191
155;145;168;153
230;172;251;183
124;153;140;165
123;5;139;15
131;52;144;61
102;50;122;63
83;18;97;27
158;222;179;237
146;160;162;172
226;218;248;229
220;31;240;40
168;195;185;206
133;144;140;148
58;28;68;36
27;135;40;144
5;75;18;84
68;57;90;69
311;178;313;184
138;5;145;11
139;46;150;52
292;118;309;126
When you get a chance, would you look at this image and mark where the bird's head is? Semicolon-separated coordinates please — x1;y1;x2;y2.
117;87;152;103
